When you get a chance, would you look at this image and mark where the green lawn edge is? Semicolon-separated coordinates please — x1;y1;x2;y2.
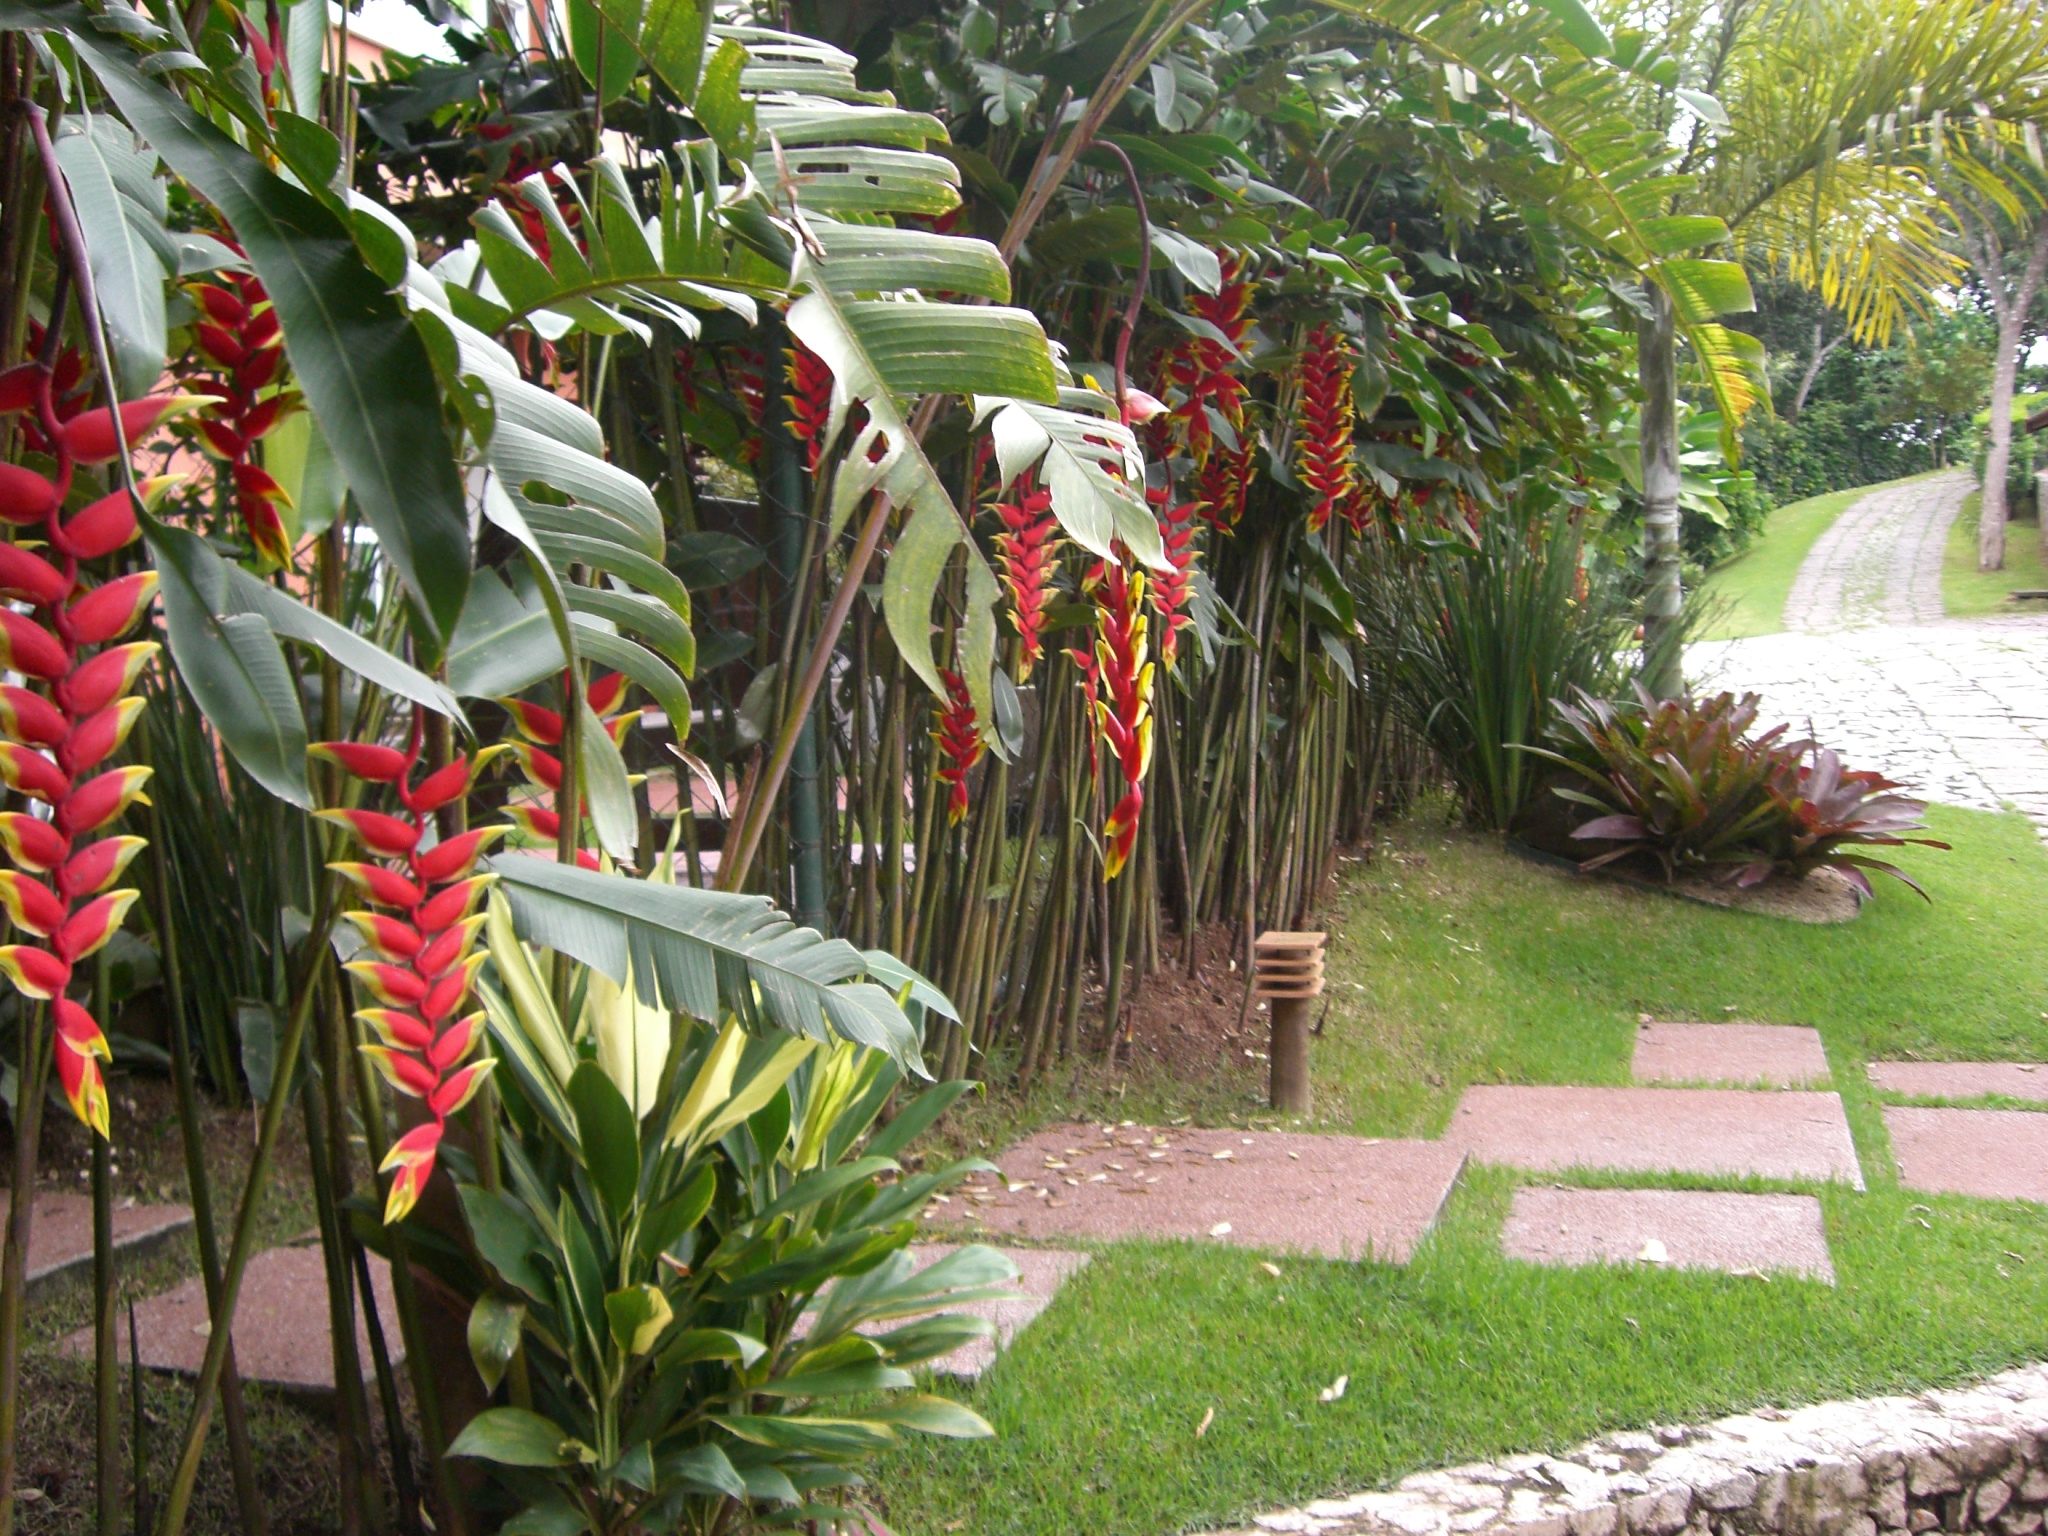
1697;471;1945;640
1943;488;2048;617
878;804;2048;1536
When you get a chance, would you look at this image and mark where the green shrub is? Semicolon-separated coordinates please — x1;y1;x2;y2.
1355;498;1635;831
1535;689;1948;896
435;894;1014;1534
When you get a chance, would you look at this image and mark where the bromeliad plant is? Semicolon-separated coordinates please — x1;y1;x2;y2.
1538;687;1949;894
449;868;1012;1534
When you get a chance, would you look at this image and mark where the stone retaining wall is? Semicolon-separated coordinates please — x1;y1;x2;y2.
1218;1364;2048;1536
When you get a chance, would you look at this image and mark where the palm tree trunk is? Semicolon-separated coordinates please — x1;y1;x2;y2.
1638;286;1684;699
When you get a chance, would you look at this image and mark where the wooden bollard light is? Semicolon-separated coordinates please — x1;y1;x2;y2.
1254;930;1326;1115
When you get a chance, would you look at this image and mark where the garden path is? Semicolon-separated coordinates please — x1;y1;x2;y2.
1688;471;2048;833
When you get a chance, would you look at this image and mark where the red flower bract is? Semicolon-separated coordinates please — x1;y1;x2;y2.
931;669;983;827
184;266;301;569
1085;554;1154;880
1296;324;1357;534
0;358;166;1138
317;732;506;1224
992;473;1060;680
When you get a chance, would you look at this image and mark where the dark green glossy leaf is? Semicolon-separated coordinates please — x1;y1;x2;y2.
568;1060;640;1218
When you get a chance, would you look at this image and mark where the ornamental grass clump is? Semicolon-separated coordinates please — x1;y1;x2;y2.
1540;687;1949;896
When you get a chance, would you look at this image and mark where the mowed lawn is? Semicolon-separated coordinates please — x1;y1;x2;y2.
1944;489;2048;618
878;805;2048;1536
1696;473;1941;639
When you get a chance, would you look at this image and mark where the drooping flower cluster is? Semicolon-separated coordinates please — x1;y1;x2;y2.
14;320;87;453
931;668;983;827
992;473;1060;679
186;270;299;568
499;670;640;868
1296;324;1357;534
1159;254;1259;529
314;736;503;1223
785;338;834;473
1085;555;1153;880
1147;485;1200;671
0;369;190;1136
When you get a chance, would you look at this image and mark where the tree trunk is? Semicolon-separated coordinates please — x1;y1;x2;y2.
1972;214;2048;574
1639;286;1684;698
1787;321;1842;422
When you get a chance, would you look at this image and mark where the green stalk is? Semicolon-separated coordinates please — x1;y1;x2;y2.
155;891;340;1536
137;763;267;1534
0;1002;48;1536
93;958;118;1536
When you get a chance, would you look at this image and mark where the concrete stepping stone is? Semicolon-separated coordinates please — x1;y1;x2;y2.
1501;1187;1835;1282
1632;1021;1831;1087
883;1245;1088;1379
957;1122;1467;1263
1885;1106;2048;1202
1868;1061;2048;1102
61;1243;401;1398
3;1190;192;1299
1446;1086;1865;1188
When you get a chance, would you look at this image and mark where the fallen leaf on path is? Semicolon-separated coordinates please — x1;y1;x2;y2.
1209;1221;1233;1237
1260;1262;1282;1278
1319;1375;1348;1403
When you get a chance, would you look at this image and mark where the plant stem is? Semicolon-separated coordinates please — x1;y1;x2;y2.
155;895;340;1536
0;1004;48;1536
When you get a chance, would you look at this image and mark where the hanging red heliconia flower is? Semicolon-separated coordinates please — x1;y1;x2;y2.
931;668;983;827
11;320;87;454
785;339;834;473
993;473;1060;680
0;359;194;1137
1195;443;1254;530
729;346;769;465
1146;485;1200;671
1161;254;1255;466
186;266;301;569
1085;555;1153;880
497;671;640;868
312;728;504;1223
1296;324;1357;534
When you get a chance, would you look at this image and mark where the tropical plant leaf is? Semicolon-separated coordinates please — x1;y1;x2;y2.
59;27;474;640
53;114;167;399
487;856;925;1070
143;516;310;808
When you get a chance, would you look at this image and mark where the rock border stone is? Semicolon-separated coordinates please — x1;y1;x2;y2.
1208;1361;2048;1536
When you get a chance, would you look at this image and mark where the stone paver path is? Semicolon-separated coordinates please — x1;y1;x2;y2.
1783;472;1970;632
7;1191;191;1298
63;1244;401;1397
960;1123;1467;1262
1501;1187;1835;1281
1690;471;2048;834
1446;1086;1865;1187
1869;1061;2048;1102
1632;1022;1831;1087
1884;1106;2048;1203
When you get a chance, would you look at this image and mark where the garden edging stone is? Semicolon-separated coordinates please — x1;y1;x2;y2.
1208;1361;2048;1536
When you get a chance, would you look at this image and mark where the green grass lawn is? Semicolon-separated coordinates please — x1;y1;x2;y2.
1696;473;1940;640
879;805;2048;1536
1943;489;2048;617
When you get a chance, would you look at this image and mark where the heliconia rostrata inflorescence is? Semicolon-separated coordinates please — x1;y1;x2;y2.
0;360;201;1136
186;266;301;569
312;729;506;1223
932;668;983;826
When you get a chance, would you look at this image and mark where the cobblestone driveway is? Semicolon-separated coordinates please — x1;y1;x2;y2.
1688;471;2048;833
